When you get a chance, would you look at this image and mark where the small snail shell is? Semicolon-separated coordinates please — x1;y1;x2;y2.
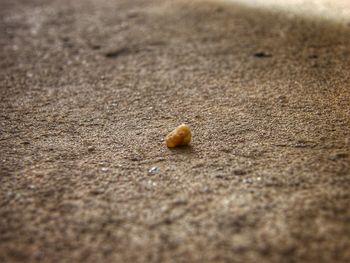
165;124;192;148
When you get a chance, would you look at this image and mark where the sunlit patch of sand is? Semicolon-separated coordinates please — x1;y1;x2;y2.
216;0;350;22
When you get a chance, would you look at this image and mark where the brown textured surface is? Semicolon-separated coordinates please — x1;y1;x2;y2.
1;0;350;262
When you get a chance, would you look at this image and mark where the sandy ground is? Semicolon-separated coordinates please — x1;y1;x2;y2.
1;0;350;262
223;0;350;21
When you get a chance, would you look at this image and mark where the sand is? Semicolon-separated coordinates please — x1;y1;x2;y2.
1;0;350;262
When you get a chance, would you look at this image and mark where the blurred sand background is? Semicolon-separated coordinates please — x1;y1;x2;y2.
223;0;350;21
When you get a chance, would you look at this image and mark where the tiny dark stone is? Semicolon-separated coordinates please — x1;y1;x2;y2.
87;146;95;152
126;11;140;18
221;148;231;153
329;152;349;160
61;36;70;42
91;44;101;50
234;169;247;176
254;51;272;58
215;174;225;179
130;156;142;161
277;95;288;103
104;47;131;58
90;188;104;195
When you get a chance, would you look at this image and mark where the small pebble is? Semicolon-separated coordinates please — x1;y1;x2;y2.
87;146;95;152
242;178;253;184
90;188;104;195
165;124;192;148
130;155;142;161
148;166;160;175
233;169;247;176
254;51;272;58
329;152;348;160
